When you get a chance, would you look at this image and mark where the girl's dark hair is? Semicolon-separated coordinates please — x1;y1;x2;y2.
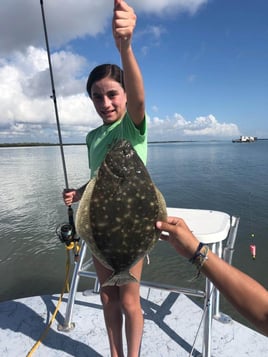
86;64;125;98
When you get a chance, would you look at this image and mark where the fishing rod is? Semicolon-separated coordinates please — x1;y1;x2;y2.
40;0;68;189
27;7;79;355
40;0;77;245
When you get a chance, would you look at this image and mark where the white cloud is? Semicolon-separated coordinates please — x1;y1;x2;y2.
183;115;240;136
0;43;240;143
0;46;99;143
0;1;112;56
148;113;240;141
131;0;207;15
0;0;242;144
138;25;167;40
0;1;208;56
151;105;159;113
136;24;167;52
187;74;196;83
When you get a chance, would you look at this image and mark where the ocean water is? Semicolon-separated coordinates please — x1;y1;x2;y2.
0;140;268;329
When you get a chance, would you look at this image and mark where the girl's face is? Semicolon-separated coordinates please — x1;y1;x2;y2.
91;77;127;125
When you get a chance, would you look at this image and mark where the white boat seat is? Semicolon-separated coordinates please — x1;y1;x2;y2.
166;207;231;243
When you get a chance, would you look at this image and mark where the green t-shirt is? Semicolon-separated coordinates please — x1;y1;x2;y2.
86;112;147;178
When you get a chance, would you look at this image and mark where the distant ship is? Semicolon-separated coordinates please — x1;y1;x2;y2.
232;135;257;143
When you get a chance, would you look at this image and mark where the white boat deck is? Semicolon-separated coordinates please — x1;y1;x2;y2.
0;287;267;357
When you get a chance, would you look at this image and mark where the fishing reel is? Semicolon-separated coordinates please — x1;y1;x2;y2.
56;223;78;246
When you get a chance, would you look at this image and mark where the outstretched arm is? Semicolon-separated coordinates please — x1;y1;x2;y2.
113;0;145;127
156;218;268;336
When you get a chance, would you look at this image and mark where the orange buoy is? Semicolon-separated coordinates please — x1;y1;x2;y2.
250;244;256;259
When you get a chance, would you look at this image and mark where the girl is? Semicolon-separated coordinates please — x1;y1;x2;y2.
64;1;146;356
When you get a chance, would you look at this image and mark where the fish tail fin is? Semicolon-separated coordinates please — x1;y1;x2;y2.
102;271;139;287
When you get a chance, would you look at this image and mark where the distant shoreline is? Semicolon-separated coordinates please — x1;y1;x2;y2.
0;138;268;148
0;140;220;147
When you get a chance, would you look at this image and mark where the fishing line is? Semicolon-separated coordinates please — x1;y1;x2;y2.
248;192;256;259
189;285;216;357
119;37;125;141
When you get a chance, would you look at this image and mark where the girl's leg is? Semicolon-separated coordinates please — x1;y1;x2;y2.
120;259;144;357
93;256;124;357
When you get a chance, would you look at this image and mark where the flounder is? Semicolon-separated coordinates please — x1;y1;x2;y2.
76;139;167;287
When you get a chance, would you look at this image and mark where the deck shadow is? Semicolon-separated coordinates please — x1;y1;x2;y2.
0;297;102;357
141;292;201;356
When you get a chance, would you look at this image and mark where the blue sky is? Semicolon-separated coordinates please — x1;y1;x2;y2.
0;0;267;143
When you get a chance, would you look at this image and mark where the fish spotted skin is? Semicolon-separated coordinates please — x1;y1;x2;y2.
76;139;167;286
